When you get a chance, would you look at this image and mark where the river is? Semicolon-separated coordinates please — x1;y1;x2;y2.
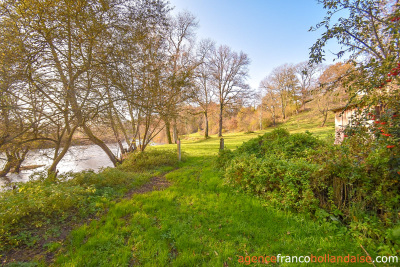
0;143;131;188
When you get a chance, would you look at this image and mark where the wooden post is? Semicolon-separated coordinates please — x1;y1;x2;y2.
219;138;224;151
177;138;181;161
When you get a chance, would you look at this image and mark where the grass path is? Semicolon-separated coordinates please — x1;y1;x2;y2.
54;132;364;266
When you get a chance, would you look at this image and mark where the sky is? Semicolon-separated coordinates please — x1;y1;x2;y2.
168;0;340;90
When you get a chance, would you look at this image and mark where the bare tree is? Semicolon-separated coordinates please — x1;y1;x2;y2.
0;0;171;176
161;11;199;144
259;78;280;126
210;45;250;137
192;39;215;138
263;64;298;120
296;61;320;111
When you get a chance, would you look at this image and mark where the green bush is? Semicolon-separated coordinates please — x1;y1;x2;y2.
70;168;134;189
0;180;94;250
0;149;179;252
216;149;235;169
219;128;400;253
118;149;180;172
225;153;319;213
235;128;321;159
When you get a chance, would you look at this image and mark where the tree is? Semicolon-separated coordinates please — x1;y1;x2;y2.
262;64;298;120
0;0;171;176
192;39;215;138
0;14;46;176
0;0;123;172
259;78;280;126
209;45;250;137
295;61;320;111
310;0;400;144
161;11;199;144
98;0;170;152
310;0;399;97
315;63;350;127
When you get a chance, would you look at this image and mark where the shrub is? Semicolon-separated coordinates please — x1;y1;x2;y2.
234;128;321;159
215;149;235;169
219;128;400;253
118;149;180;172
0;149;178;252
0;181;95;250
225;154;319;213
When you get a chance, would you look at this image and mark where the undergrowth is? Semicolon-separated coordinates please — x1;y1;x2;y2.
219;128;400;255
0;149;179;255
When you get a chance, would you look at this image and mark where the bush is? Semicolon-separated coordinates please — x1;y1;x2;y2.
215;149;235;169
118;149;180;172
0;180;95;250
235;128;321;159
70;168;134;189
219;128;400;253
225;154;319;213
0;149;179;252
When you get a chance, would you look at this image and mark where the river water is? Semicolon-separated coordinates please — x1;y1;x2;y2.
0;143;126;188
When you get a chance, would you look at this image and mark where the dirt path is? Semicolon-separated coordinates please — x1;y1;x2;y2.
125;176;171;198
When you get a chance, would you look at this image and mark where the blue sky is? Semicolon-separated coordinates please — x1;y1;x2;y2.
169;0;340;89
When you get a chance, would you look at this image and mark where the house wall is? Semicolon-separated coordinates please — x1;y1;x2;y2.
334;105;383;144
334;108;356;144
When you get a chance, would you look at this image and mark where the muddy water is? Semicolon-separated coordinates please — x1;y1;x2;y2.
0;143;125;188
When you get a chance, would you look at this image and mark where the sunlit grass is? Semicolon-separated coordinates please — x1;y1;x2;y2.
54;112;363;266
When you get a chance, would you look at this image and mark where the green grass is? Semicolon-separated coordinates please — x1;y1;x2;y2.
183;108;336;144
5;111;360;266
52;120;365;266
282;109;336;141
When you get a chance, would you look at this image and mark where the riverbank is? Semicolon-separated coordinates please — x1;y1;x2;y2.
1;128;369;266
0;141;164;188
0;149;179;264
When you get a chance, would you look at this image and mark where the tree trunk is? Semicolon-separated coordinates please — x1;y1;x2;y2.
165;120;173;144
13;159;23;174
12;148;29;174
218;105;223;137
115;110;130;149
108;108;124;155
173;119;178;144
321;109;328;127
48;127;77;175
82;124;121;166
282;106;286;120
204;111;209;138
0;153;14;177
272;110;276;126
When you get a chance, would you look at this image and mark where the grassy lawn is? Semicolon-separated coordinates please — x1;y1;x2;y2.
3;112;371;266
52;124;366;266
